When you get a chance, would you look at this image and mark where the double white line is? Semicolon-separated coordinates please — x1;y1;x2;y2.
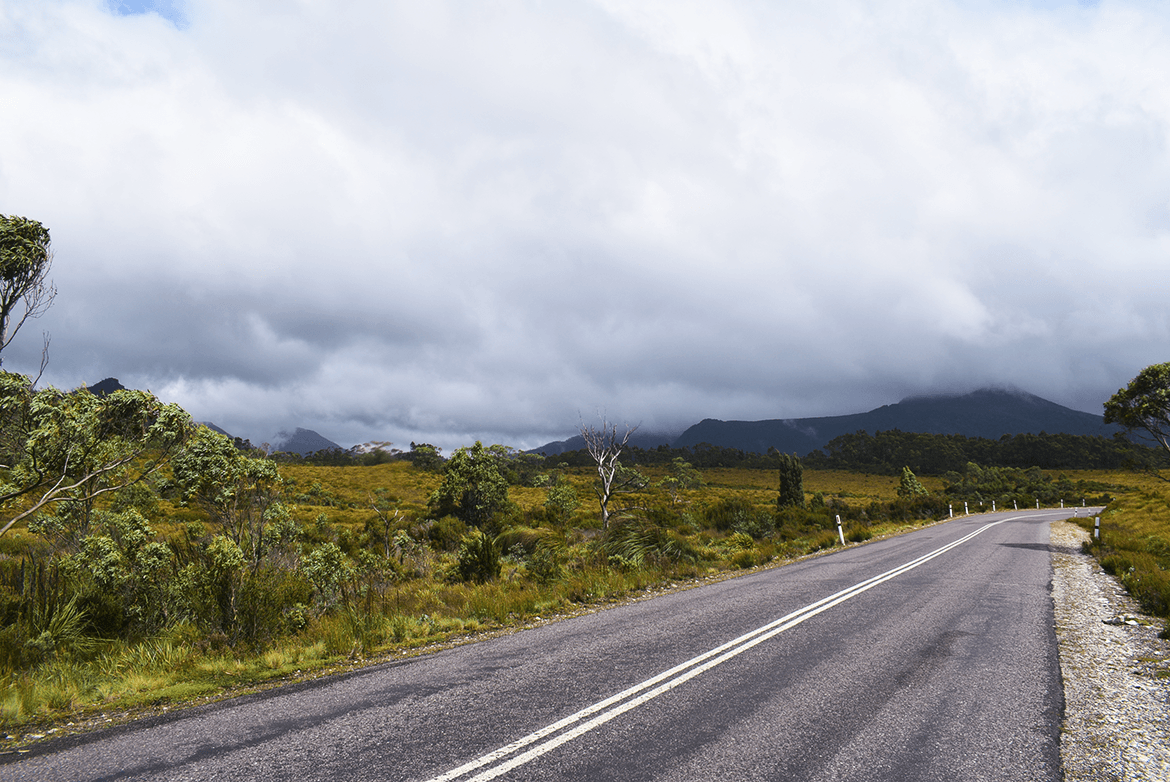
425;517;1012;782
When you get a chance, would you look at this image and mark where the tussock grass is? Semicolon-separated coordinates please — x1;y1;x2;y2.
1078;472;1170;634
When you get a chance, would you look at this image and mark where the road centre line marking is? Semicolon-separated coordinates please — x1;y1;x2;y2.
425;515;1040;782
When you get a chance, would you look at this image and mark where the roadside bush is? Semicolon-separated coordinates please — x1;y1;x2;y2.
1101;551;1170;617
732;510;774;539
729;548;758;569
774;505;834;533
845;525;873;543
236;568;314;645
532;547;566;582
602;517;698;568
807;530;840;552
703;497;757;532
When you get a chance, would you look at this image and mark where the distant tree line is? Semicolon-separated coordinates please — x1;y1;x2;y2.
517;431;1164;475
802;430;1167;475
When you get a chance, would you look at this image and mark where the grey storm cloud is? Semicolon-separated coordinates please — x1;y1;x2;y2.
1;0;1168;451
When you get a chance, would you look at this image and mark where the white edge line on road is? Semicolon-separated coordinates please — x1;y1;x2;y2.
424;511;1072;782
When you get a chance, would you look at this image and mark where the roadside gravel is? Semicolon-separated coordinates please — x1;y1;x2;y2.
1051;520;1170;781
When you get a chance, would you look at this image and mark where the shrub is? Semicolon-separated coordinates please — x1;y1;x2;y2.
301;542;348;613
427;516;468;552
845;526;873;543
807;530;840;552
526;546;564;583
602;518;698;567
898;466;928;498
777;453;805;509
703;497;757;532
732;510;774;540
729;549;758;569
455;529;501;584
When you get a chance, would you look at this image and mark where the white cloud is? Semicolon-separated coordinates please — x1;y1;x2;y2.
1;0;1168;450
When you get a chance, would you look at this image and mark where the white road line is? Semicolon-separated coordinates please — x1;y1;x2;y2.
424;514;1052;782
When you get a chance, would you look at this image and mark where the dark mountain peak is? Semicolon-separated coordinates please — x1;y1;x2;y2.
271;427;342;456
86;377;127;396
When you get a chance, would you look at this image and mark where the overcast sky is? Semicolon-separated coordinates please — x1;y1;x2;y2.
2;0;1168;452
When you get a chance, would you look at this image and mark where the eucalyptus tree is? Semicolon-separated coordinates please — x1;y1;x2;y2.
0;372;195;538
429;441;509;528
1105;362;1170;481
0;215;56;367
171;425;285;568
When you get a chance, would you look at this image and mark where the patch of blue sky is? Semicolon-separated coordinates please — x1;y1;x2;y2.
106;0;187;29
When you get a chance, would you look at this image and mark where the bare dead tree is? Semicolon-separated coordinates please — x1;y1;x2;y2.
579;416;646;529
31;331;50;388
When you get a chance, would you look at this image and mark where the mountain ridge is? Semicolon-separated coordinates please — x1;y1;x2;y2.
270;428;343;456
531;388;1115;456
672;388;1114;456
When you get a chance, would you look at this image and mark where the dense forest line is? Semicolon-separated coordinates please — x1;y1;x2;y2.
802;429;1168;474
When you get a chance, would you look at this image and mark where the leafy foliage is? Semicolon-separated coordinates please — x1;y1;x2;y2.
658;457;702;504
544;481;580;521
428;441;509;528
941;462;1109;507
0;373;195;538
407;442;445;472
898;466;928;498
455;528;501;584
0;214;55;364
1105;362;1170;480
171;426;284;567
777;453;805;509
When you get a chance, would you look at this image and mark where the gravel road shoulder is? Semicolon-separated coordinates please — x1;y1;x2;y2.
1051;520;1170;781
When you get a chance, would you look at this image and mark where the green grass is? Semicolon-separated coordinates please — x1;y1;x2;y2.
1076;472;1170;634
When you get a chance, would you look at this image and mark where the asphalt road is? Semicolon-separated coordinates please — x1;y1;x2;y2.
4;508;1096;781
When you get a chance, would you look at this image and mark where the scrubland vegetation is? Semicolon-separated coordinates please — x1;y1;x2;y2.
0;410;1123;732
